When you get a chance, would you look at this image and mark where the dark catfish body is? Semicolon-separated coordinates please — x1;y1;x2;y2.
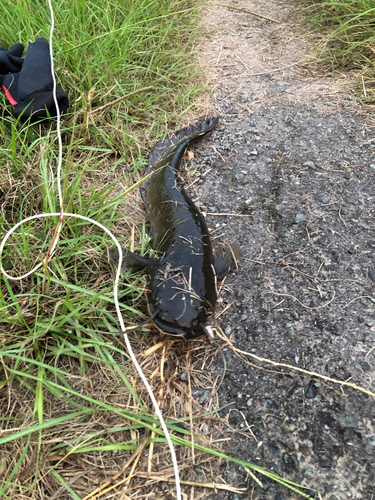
142;117;219;340
108;118;240;340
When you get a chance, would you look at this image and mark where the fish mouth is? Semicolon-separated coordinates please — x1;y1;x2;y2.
152;316;215;342
153;317;189;338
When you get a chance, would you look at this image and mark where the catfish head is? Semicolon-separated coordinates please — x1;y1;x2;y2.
105;247;216;341
147;257;217;342
105;242;241;342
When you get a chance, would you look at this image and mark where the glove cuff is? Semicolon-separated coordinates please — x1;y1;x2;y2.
13;82;69;122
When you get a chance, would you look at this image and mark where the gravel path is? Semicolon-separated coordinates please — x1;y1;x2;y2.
190;1;375;498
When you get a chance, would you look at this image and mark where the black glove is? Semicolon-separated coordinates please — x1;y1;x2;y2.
0;38;69;122
0;43;24;74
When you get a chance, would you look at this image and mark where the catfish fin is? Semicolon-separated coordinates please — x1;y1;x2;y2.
105;247;151;270
213;242;242;281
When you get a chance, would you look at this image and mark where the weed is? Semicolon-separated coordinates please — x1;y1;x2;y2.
302;0;375;76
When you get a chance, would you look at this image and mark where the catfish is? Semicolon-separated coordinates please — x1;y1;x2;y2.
107;117;241;341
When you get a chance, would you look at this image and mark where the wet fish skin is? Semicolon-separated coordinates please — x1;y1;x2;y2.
144;117;219;340
106;117;241;341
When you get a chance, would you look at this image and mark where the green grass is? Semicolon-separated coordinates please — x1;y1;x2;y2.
0;0;203;333
0;1;313;498
302;0;375;78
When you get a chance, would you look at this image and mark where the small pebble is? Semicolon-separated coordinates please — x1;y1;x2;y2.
199;389;210;404
225;325;232;335
331;323;343;336
305;404;313;414
262;480;270;491
318;194;331;204
267;398;278;408
281;423;297;434
233;171;244;182
180;372;188;381
305;380;318;399
304;469;315;478
360;361;370;372
291;455;299;471
295;213;306;223
339;413;358;428
320;459;333;468
303;161;316;169
268;445;280;456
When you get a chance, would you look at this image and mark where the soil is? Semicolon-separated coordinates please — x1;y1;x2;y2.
189;0;375;498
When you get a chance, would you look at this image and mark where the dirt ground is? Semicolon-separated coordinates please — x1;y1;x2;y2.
189;0;375;498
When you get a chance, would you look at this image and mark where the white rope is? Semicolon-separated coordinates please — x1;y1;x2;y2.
0;2;182;498
48;0;63;209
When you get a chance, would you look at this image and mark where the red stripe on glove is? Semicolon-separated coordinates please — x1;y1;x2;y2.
2;86;18;106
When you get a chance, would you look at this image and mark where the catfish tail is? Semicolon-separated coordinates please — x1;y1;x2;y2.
148;117;218;172
141;117;218;204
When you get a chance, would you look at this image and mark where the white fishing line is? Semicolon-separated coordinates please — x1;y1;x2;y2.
0;2;182;498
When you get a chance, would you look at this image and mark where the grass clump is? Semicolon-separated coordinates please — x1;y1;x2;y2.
0;0;202;333
0;1;202;498
302;0;375;76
